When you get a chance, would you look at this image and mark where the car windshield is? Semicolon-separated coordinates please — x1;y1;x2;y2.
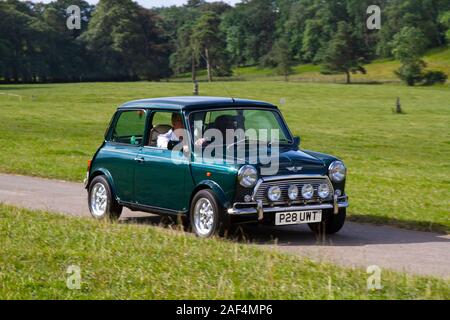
189;108;292;145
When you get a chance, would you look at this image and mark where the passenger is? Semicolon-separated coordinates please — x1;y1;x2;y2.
157;113;185;149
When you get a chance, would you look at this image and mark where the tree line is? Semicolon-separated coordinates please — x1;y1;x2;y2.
1;0;449;84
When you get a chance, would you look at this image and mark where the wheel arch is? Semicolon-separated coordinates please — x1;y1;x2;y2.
88;169;119;201
189;180;231;211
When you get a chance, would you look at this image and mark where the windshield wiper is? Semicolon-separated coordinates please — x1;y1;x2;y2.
225;138;269;150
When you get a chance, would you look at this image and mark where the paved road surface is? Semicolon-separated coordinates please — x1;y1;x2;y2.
0;173;449;279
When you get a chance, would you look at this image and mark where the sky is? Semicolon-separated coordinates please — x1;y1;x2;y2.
28;0;242;8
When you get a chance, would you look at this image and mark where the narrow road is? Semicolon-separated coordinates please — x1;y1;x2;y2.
0;173;449;279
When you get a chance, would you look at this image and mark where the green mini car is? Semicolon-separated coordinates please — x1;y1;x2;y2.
85;97;348;237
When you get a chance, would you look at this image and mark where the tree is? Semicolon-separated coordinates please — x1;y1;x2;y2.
280;0;309;62
2;0;450;84
391;26;428;85
135;8;171;80
157;5;200;79
321;21;367;84
191;11;230;82
0;0;96;83
0;1;35;82
392;27;428;62
220;0;276;66
345;0;383;60
81;0;170;81
43;0;94;37
221;9;247;66
272;37;294;81
170;23;199;81
301;19;323;63
376;0;447;57
440;11;450;44
187;0;205;8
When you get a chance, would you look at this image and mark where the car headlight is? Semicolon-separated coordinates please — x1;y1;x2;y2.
301;184;314;199
287;185;299;200
267;186;282;202
318;183;330;199
329;161;346;182
238;165;258;188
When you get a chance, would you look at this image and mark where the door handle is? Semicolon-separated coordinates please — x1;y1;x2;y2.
134;157;145;163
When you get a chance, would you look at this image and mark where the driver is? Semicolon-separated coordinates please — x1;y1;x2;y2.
157;113;220;150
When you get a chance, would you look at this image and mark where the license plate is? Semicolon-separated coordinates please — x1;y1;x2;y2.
275;210;322;226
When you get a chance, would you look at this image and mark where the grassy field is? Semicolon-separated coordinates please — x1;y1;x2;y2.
0;80;449;233
295;47;450;83
0;204;449;299
225;47;450;83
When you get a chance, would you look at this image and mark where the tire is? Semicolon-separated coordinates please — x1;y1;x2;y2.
88;175;122;221
308;208;346;235
189;189;229;238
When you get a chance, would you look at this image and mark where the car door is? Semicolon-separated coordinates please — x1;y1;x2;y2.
134;111;190;212
103;109;147;203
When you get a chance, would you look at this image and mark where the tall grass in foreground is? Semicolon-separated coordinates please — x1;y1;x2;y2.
0;205;448;299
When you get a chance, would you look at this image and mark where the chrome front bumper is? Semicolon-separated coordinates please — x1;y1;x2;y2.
227;195;349;221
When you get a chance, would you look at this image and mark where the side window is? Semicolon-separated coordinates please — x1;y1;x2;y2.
111;110;146;145
147;111;178;147
152;112;172;127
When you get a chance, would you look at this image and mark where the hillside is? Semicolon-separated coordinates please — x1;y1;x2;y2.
174;47;450;83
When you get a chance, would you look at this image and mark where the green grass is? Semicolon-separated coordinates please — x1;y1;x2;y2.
221;47;450;83
0;204;448;299
291;47;450;83
0;81;449;233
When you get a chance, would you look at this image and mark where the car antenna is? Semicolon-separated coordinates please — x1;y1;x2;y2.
198;52;236;102
213;66;235;102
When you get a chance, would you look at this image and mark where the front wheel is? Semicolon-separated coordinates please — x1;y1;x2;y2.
88;175;122;221
190;189;229;238
308;208;346;235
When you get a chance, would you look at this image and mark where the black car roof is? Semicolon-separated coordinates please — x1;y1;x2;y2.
118;96;277;111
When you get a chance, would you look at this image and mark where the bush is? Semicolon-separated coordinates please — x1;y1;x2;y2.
422;71;448;85
394;60;426;86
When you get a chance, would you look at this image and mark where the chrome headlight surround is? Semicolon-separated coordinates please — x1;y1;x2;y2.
238;165;258;188
328;161;346;183
267;186;282;202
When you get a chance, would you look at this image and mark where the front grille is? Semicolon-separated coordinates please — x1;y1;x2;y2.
254;178;334;204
